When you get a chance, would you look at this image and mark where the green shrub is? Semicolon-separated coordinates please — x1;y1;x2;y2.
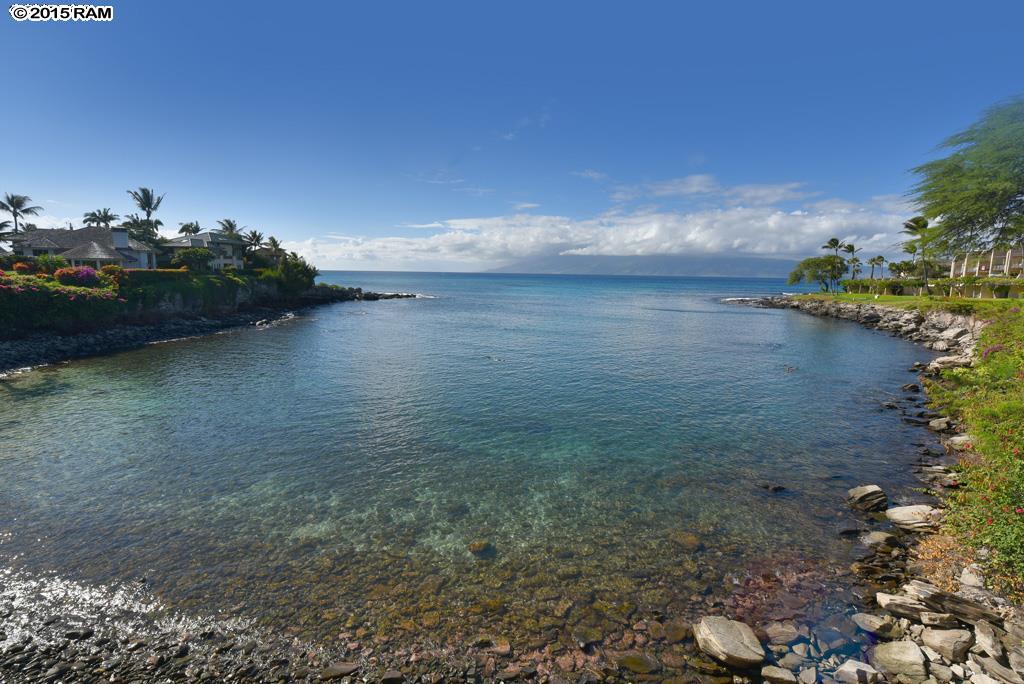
33;254;69;274
170;247;215;273
259;253;319;297
119;268;193;287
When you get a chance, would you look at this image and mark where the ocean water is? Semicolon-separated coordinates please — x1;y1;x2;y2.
0;273;937;651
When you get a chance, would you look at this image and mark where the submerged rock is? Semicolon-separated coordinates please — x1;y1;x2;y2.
851;613;903;639
694;616;765;668
617;653;660;674
322;662;360;679
669;531;703;551
467;540;495;558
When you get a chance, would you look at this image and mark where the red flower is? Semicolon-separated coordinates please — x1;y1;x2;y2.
987;518;994;525
1016;508;1024;515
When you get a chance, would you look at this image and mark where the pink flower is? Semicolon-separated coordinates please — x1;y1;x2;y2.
1016;508;1024;515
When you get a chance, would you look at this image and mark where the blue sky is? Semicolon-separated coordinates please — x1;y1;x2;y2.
2;0;1022;270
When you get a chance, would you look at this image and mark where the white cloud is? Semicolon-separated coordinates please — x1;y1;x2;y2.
399;221;446;229
572;169;609;182
285;195;909;271
647;174;721;197
512;202;540;210
610;174;809;205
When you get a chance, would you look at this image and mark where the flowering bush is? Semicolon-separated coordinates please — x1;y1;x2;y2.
99;264;125;287
0;275;125;334
54;266;101;287
12;262;34;274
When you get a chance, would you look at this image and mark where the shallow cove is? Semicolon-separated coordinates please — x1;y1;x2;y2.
0;273;935;651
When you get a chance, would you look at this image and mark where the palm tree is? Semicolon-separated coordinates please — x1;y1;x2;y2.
868;255;886;279
0;193;43;235
264;236;285;264
121;213;163;244
848;256;862;279
902;217;934;290
178;221;202;235
127;187;164;221
217;219;243;237
243;229;265;255
83;208;120;228
821;237;847;257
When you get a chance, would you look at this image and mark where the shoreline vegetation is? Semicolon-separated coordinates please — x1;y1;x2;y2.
755;293;1024;591
0;261;415;375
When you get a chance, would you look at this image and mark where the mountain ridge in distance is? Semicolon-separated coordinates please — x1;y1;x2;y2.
488;254;798;277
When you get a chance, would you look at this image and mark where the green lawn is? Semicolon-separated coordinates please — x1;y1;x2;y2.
799;292;1022;317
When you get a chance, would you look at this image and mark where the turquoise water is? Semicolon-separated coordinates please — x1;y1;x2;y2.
0;273;934;650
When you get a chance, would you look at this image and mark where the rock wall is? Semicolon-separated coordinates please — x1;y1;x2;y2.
755;297;985;357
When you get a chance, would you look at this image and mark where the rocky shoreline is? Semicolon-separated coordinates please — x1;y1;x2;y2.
2;294;1020;683
0;291;415;377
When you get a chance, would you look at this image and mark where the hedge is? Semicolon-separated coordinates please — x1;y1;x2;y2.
0;275;125;334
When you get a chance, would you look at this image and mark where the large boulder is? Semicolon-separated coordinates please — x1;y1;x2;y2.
694;616;766;668
886;505;940;532
847;485;888;512
871;640;928;682
929;355;972;371
834;660;880;684
921;628;974;663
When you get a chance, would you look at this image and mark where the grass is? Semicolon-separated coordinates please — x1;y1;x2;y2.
807;292;1024;592
927;306;1024;593
799;292;1022;317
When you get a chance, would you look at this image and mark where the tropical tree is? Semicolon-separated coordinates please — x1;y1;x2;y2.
867;255;886;279
901;216;945;289
127;187;164;221
911;97;1024;251
178;221;202;235
217;218;243;237
243;229;265;255
264;236;285;265
125;187;165;247
0;193;43;235
822;237;848;258
787;255;848;293
83;208;120;228
819;238;850;290
848;256;863;279
121;213;163;245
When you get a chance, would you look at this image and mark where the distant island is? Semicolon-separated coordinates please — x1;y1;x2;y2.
489;253;798;277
